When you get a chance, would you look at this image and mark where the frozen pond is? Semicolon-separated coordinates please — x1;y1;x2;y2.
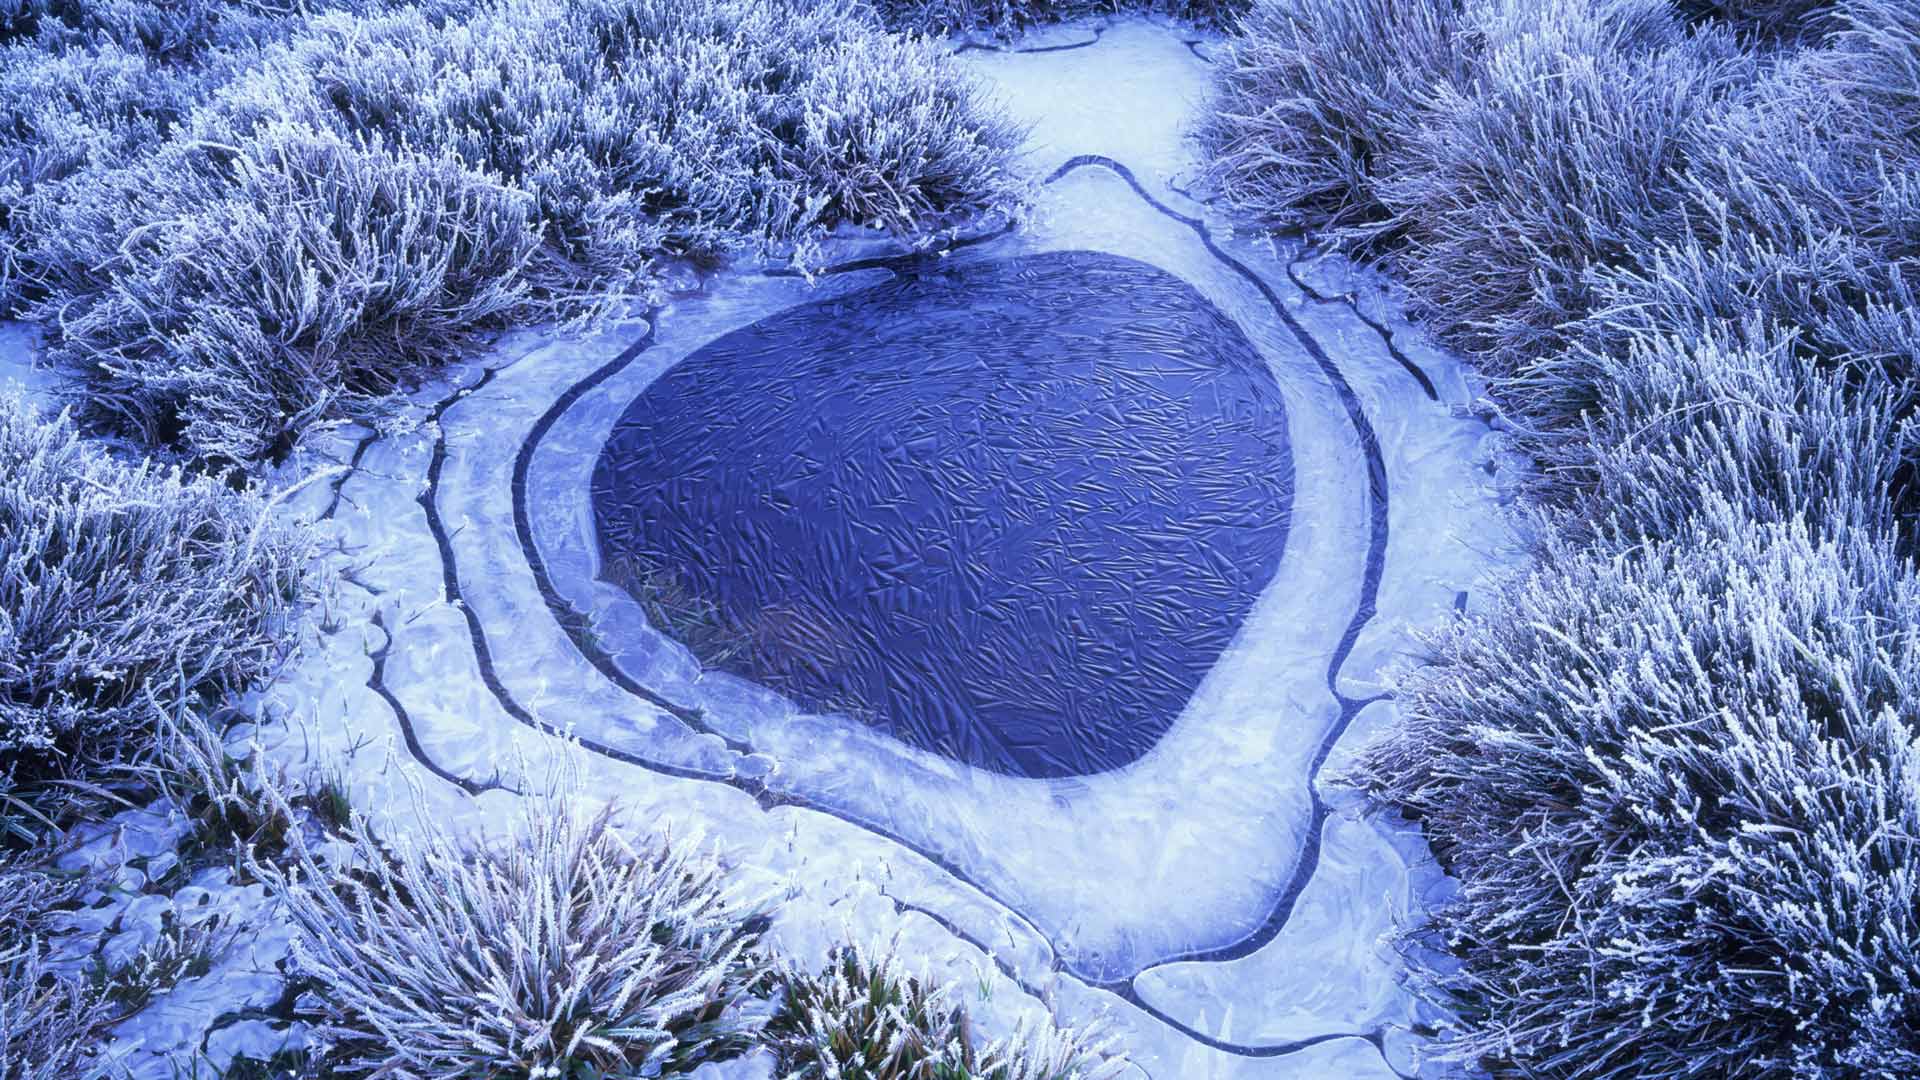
590;250;1293;779
236;17;1525;1080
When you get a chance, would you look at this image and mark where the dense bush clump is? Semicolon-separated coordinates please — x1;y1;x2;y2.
0;1;429;311
4;0;333;59
4;0;1022;464
0;388;309;764
265;796;772;1076
769;944;1126;1079
1676;0;1840;39
1379;0;1753;369
0;38;203;311
1199;0;1460;247
1207;0;1920;1075
1362;503;1920;1076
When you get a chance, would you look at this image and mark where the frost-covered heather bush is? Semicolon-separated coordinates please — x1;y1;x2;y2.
769;945;1126;1080
30;124;556;462
0;388;309;762
1210;0;1920;1074
0;1;427;313
1204;0;1757;334
1352;507;1920;1078
209;0;1021;251
3;0;289;59
1677;0;1839;39
1374;0;1751;371
0;39;204;311
263;796;771;1077
1556;326;1915;544
1198;0;1460;249
17;0;1020;464
0;0;448;59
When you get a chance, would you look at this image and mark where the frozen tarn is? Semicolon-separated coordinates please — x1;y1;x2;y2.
245;16;1521;1079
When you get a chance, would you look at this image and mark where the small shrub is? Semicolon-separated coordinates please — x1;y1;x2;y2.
769;944;1126;1080
4;0;286;61
0;38;203;311
31;122;555;462
1676;0;1840;40
874;0;1240;36
1374;0;1751;370
0;388;310;764
19;0;1022;464
1199;0;1461;248
1351;508;1920;1078
1562;326;1914;545
263;795;772;1077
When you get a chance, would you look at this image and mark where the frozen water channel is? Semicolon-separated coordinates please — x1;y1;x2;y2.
190;17;1523;1079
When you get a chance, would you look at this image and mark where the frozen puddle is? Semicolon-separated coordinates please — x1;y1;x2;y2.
589;250;1293;779
271;18;1521;1079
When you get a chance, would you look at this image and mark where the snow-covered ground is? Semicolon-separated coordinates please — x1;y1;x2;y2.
22;18;1526;1077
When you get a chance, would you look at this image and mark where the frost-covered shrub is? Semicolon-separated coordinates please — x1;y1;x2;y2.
23;0;286;59
264;796;771;1077
1550;327;1915;545
1198;0;1460;248
0;39;203;311
211;0;1019;252
1374;0;1751;370
31;123;555;462
769;945;1126;1080
0;0;441;60
1677;0;1839;39
1351;508;1920;1078
1498;0;1920;464
19;0;1020;464
0;940;114;1080
0;388;309;762
1209;0;1920;1074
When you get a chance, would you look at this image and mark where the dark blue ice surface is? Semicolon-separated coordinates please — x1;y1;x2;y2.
591;250;1293;779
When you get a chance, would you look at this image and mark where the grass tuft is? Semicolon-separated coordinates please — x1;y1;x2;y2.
261;792;772;1077
769;944;1127;1080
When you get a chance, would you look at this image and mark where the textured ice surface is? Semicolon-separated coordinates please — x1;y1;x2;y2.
43;799;313;1078
591;250;1293;778
200;16;1523;1078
